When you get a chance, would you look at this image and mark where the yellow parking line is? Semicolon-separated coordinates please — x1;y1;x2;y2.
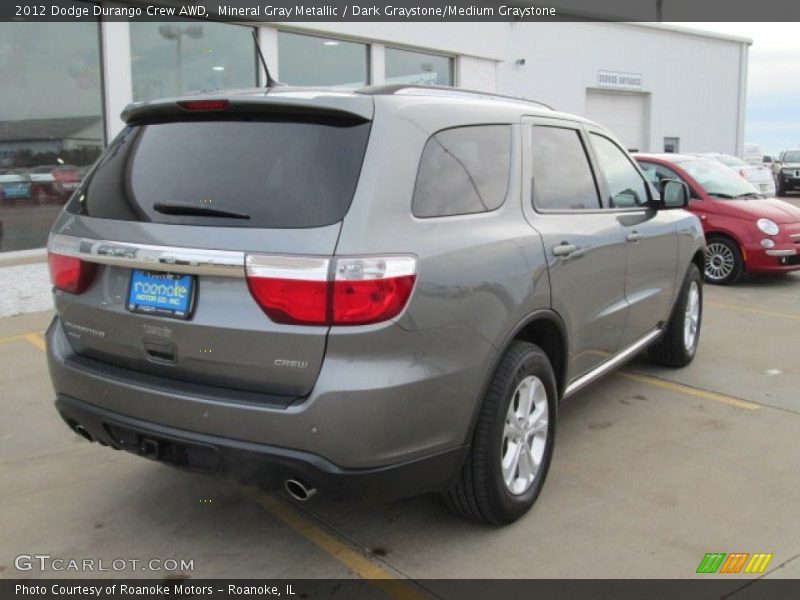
0;331;46;350
707;301;800;322
241;487;426;600
0;333;30;345
619;371;760;411
23;332;46;352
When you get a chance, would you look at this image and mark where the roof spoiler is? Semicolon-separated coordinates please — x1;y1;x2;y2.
121;93;374;124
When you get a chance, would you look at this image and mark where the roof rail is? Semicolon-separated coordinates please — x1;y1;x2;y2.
357;84;554;111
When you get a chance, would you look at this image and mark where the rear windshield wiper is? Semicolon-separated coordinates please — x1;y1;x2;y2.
153;201;250;220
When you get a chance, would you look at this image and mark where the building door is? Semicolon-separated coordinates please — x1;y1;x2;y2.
585;89;649;152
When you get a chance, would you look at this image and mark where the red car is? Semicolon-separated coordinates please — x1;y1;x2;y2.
636;154;800;284
29;165;82;204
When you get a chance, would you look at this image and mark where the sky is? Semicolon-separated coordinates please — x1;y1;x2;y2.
679;23;800;156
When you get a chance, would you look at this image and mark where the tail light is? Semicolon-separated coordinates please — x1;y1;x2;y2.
53;169;79;183
47;253;96;294
245;255;417;326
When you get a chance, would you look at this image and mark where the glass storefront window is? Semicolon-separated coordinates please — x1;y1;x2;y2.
0;17;104;253
130;20;257;102
278;32;369;88
385;47;453;86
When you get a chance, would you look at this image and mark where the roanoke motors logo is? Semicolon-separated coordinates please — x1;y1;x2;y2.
696;552;773;574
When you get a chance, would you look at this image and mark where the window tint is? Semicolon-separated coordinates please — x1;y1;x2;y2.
413;126;511;218
590;134;649;208
530;126;599;211
69;117;371;228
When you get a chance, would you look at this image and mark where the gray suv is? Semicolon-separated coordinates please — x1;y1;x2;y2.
46;86;705;524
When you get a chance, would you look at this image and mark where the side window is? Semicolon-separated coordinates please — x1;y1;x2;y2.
412;125;511;218
530;126;600;211
589;133;650;209
639;162;681;188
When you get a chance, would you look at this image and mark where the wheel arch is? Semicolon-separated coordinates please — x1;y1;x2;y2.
461;308;569;449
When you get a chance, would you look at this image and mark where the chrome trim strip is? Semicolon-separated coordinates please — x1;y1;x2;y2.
48;234;246;278
765;249;797;257
564;328;663;399
788;233;800;239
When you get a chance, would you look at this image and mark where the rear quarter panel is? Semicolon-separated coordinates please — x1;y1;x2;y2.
332;98;551;453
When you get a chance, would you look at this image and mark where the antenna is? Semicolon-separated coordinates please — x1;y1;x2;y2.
251;30;280;88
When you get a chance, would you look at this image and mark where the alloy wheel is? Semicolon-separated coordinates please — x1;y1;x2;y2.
683;280;700;351
501;375;549;495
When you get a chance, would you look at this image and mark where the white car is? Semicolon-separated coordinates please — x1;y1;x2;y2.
695;152;776;196
743;143;763;166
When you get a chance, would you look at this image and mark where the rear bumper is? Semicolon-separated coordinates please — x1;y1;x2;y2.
54;394;465;501
46;316;493;498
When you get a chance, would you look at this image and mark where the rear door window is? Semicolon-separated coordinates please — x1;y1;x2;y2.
412;125;511;218
530;126;601;211
68;117;371;228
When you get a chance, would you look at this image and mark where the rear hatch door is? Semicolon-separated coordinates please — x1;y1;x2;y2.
50;94;372;398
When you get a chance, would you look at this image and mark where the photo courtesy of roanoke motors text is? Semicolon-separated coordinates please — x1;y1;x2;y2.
1;0;800;598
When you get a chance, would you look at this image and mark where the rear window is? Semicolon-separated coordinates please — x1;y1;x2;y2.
68;117;371;228
412;125;511;218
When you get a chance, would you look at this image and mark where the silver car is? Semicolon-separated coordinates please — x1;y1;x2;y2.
46;86;705;524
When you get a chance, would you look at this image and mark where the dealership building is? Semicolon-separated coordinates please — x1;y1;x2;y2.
0;8;751;255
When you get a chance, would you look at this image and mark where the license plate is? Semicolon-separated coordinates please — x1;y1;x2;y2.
127;270;195;319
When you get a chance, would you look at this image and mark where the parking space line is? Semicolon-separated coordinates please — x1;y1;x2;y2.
241;486;426;600
0;330;46;351
22;332;46;351
707;301;800;322
619;371;761;411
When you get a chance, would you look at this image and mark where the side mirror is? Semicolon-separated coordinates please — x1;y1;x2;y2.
658;179;689;209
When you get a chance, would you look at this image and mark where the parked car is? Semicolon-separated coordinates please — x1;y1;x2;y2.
695;152;776;196
762;155;775;169
637;153;800;284
46;86;704;524
743;143;763;166
0;168;32;202
773;149;800;196
29;165;81;204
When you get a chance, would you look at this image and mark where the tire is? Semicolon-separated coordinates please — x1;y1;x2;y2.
648;263;703;368
776;177;786;196
704;236;743;285
446;341;557;525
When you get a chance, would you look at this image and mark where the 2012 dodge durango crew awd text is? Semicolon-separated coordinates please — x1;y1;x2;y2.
46;86;705;524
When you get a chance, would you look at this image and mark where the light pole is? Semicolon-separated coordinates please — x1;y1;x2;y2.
158;24;204;95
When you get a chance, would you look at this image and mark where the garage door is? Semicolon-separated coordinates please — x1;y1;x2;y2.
585;90;648;152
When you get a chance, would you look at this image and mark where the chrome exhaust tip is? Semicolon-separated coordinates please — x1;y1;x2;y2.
74;424;93;442
284;479;317;502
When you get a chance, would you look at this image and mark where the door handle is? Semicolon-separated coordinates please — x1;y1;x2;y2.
626;231;642;243
552;242;577;257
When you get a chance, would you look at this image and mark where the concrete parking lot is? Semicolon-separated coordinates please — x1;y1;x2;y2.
2;213;800;589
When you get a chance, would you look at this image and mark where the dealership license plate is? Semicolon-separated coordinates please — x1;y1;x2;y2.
127;270;195;319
